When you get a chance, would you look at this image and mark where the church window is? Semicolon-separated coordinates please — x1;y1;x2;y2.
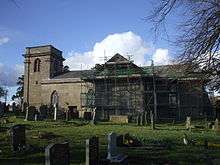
34;58;41;72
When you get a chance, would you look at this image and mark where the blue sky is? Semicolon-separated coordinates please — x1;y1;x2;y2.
0;0;178;102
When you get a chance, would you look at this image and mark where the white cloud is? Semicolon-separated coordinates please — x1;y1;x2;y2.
65;32;173;70
0;63;23;87
0;37;9;45
152;48;172;65
65;31;149;70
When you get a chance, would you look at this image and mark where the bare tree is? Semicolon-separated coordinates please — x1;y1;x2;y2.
147;0;220;91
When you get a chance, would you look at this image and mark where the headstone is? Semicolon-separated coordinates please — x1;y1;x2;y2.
26;106;36;120
107;132;128;164
54;103;57;121
116;135;124;147
186;116;191;130
183;134;188;145
39;105;48;119
214;118;219;131
91;108;97;124
86;137;99;165
84;112;92;120
45;142;70;165
10;124;26;152
107;132;118;160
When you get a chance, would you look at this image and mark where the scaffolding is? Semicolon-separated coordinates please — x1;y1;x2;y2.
80;56;214;121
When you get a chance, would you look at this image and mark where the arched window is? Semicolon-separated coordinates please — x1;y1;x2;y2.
51;90;59;106
34;58;41;72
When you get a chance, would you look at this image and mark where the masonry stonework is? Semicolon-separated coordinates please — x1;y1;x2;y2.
23;45;87;111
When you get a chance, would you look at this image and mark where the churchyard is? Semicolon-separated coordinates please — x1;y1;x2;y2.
0;114;220;165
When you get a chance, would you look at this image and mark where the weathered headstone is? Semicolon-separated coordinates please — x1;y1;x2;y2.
107;132;118;160
213;118;219;131
186;116;191;130
10;124;26;152
86;137;99;165
107;132;128;164
45;142;70;165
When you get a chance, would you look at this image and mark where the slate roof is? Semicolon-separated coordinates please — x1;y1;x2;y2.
52;70;94;79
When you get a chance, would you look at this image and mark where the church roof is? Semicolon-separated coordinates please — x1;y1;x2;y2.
52;54;205;80
52;70;93;79
106;53;130;63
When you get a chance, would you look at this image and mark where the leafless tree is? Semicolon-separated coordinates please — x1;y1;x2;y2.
147;0;220;91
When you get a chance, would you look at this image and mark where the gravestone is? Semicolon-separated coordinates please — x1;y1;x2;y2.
116;135;124;147
45;142;70;165
186;116;191;130
84;112;92;120
39;105;48;119
107;132;118;160
54;103;58;121
10;124;26;152
107;132;128;164
26;106;36;120
213;118;219;131
86;137;99;165
91;108;97;125
183;134;189;145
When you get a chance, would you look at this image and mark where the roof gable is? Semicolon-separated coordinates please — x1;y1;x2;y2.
107;53;129;63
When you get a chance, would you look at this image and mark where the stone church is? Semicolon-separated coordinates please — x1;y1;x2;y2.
23;45;213;120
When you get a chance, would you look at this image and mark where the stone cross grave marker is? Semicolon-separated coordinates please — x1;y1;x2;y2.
10;124;26;152
107;132;118;160
86;136;99;165
45;142;70;165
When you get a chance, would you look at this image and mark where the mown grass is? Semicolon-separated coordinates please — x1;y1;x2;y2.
0;116;220;164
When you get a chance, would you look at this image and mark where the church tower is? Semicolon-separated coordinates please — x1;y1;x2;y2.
23;45;65;107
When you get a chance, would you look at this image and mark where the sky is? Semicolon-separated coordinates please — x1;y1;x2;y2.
0;0;178;102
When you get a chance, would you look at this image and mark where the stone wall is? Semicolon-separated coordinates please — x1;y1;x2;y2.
41;78;90;111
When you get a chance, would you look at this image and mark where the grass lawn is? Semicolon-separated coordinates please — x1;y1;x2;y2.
0;116;220;165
